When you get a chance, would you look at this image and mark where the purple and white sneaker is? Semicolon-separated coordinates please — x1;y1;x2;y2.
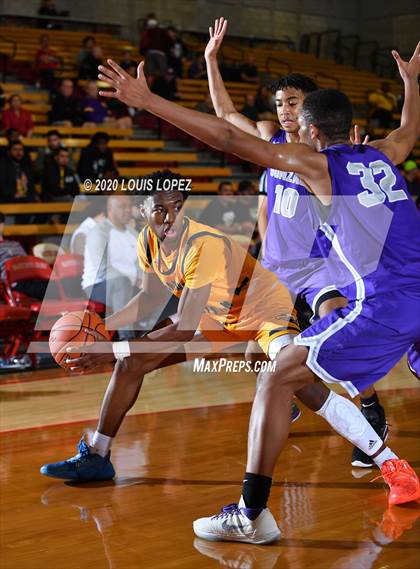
193;496;281;544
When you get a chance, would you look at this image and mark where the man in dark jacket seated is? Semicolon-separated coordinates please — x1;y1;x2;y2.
0;141;36;204
42;147;80;201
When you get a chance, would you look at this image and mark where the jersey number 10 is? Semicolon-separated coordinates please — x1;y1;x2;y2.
346;159;407;208
273;184;299;218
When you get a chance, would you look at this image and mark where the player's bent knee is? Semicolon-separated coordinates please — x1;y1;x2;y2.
245;340;266;365
256;344;312;394
114;355;146;379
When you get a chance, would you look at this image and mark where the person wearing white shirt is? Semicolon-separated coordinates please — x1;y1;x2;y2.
70;200;106;256
82;195;140;339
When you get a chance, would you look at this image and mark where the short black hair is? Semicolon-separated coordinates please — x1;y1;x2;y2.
8;93;21;104
91;131;110;145
302;89;353;141
218;180;232;191
52;147;68;157
237;180;255;194
145;169;184;197
82;35;95;47
5;128;19;140
47;129;61;138
271;73;318;95
0;212;5;223
8;140;23;149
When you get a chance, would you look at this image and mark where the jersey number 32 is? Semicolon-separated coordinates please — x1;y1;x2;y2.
346;160;407;208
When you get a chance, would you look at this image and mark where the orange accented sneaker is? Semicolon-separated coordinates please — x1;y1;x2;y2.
380;459;420;506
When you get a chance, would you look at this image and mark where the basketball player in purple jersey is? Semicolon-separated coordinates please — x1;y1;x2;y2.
98;41;420;543
204;18;387;468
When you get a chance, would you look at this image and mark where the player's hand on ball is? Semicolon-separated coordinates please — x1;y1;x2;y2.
205;17;228;61
392;41;420;82
65;333;115;373
98;59;151;108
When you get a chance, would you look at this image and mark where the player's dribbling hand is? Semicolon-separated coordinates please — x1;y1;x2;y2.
65;329;115;373
392;41;420;83
98;59;150;108
204;17;228;61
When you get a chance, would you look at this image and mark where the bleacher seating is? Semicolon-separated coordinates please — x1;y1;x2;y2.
0;24;418;239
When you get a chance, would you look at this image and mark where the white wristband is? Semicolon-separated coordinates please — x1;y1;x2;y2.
112;341;131;361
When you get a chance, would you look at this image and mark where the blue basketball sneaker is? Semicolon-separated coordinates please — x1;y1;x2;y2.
291;401;301;423
40;437;115;482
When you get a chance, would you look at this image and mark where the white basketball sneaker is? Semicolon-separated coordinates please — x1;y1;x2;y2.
193;497;281;544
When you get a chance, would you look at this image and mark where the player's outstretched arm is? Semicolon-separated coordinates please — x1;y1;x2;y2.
98;60;321;181
369;42;420;164
205;18;278;140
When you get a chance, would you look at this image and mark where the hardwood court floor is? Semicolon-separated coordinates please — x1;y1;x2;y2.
0;359;419;569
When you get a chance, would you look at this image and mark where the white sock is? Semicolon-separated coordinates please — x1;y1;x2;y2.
316;391;384;457
372;447;398;468
90;431;113;457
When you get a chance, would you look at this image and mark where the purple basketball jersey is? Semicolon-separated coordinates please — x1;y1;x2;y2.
320;144;420;297
296;144;420;395
263;130;332;300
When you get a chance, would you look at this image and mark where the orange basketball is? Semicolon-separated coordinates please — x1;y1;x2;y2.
49;310;110;369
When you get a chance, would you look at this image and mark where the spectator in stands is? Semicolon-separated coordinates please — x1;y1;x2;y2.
199;181;254;235
241;93;259;121
237;180;258;227
188;54;207;79
82;195;140;339
0;129;31;164
120;51;137;72
237;180;257;196
255;85;275;119
81;81;109;126
368;82;397;129
0;211;49;299
42;148;80;201
70;199;106;255
150;68;178;101
239;53;259;84
38;0;59;15
38;0;68;29
0;85;4;111
195;93;214;114
1;94;33;137
82;81;132;129
0;141;36;203
79;45;103;81
167;27;186;78
0;212;26;275
141;12;158;31
35;129;71;175
77;35;95;67
140;18;171;77
50;78;82;126
35;34;60;90
77;131;118;182
402;159;420;208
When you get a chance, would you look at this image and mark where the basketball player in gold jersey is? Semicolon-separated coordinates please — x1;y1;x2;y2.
40;170;301;481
